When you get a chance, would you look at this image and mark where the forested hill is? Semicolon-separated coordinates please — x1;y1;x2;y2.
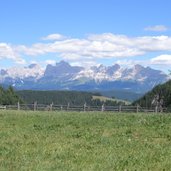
17;90;125;106
0;86;22;105
133;80;171;109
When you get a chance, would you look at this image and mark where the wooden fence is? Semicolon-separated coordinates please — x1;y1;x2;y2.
0;102;167;113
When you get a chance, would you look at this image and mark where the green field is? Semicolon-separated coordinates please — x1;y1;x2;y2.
0;111;171;170
92;95;130;105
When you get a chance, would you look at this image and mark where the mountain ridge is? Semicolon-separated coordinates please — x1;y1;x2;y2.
0;61;169;93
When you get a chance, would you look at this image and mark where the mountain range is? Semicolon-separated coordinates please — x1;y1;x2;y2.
0;61;169;94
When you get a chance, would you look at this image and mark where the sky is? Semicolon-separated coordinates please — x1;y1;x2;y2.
0;0;171;73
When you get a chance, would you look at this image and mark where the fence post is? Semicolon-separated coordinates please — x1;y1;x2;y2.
136;104;139;113
50;102;53;111
61;105;63;111
67;102;70;111
34;101;37;111
119;105;122;112
101;104;105;112
84;102;87;112
160;106;163;113
155;106;158;113
17;101;20;111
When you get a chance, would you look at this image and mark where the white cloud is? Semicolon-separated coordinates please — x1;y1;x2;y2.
151;54;171;65
116;59;140;67
2;33;171;67
42;34;66;41
16;35;146;59
144;25;168;32
70;60;98;67
45;60;56;65
16;33;171;63
0;43;17;60
0;43;25;64
15;58;26;64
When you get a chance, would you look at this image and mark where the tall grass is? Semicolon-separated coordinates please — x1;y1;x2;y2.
0;110;171;170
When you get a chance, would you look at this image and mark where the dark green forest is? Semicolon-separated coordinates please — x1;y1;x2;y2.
0;86;22;105
0;86;126;106
17;90;125;106
2;80;171;108
133;80;171;110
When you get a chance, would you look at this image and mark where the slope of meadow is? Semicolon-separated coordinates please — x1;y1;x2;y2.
0;110;171;170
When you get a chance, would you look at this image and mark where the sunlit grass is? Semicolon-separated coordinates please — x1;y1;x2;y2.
0;110;171;170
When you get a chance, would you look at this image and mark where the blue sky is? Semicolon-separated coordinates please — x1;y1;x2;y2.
0;0;171;72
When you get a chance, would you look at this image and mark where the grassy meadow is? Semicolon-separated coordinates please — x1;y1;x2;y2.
0;110;171;170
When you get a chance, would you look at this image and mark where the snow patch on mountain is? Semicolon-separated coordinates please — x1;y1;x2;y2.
0;64;44;80
73;63;166;83
0;61;169;92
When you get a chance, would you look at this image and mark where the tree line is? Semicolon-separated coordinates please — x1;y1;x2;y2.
17;90;125;106
133;80;171;110
0;86;22;105
0;86;126;106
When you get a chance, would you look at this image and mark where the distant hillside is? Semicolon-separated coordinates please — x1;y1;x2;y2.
92;95;130;105
100;90;143;102
17;90;126;106
133;80;171;110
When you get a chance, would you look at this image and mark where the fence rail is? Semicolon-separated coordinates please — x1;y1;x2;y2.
0;102;167;113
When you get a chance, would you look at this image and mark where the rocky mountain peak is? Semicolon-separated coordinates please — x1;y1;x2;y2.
134;64;144;71
44;61;83;78
0;61;169;93
0;69;7;76
28;63;39;69
56;60;70;67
